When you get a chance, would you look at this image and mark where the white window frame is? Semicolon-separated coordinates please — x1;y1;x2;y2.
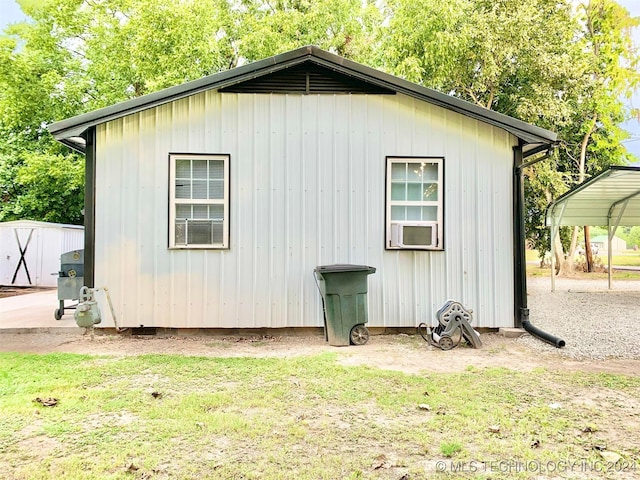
168;153;230;249
385;156;444;251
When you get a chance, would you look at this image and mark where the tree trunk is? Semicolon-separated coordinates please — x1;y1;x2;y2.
545;189;573;275
553;232;568;275
567;226;578;272
576;115;597;274
584;226;594;272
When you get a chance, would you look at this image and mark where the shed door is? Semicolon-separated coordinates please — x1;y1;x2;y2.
0;227;39;286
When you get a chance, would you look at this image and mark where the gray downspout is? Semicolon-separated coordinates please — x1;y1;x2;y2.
513;143;565;348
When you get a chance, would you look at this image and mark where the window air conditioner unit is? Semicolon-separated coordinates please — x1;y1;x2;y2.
390;222;438;249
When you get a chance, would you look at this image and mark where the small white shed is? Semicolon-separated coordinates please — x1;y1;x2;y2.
0;220;84;287
590;235;627;253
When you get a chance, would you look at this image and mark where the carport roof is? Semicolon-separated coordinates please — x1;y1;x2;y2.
546;166;640;227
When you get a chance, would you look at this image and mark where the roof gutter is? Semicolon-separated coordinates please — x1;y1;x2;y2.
514;143;565;347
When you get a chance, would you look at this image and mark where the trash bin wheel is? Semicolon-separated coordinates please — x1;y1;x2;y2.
350;324;370;345
54;308;63;320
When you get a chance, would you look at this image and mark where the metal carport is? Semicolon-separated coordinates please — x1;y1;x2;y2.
546;166;640;290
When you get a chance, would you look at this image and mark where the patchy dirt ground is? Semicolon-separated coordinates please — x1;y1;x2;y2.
2;330;640;377
2;331;640;480
0;286;53;299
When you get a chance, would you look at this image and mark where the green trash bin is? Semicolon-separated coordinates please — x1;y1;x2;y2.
314;264;376;346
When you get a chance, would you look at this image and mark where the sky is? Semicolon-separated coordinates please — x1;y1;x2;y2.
0;0;639;157
619;0;640;159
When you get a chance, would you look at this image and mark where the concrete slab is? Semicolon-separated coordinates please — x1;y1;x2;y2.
499;327;527;338
0;290;81;331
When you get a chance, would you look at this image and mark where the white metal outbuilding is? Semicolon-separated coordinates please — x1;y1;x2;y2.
0;220;84;287
48;46;557;331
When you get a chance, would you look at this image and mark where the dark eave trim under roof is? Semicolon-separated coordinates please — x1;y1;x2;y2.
48;45;557;153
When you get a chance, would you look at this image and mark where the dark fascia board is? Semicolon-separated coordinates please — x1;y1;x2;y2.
48;45;557;152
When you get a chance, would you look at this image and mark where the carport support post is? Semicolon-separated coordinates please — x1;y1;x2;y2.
608;224;613;290
607;198;628;290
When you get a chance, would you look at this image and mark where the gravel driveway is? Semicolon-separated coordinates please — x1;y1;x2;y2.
521;275;640;360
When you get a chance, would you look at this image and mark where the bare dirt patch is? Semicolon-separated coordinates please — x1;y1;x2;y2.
2;330;640;377
0;286;53;299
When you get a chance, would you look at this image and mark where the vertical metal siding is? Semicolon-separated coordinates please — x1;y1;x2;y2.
61;228;84;253
94;91;516;329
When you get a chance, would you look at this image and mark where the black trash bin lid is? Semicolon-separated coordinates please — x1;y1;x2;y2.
314;264;376;274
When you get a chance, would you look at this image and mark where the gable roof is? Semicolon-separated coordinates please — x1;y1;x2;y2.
48;45;557;153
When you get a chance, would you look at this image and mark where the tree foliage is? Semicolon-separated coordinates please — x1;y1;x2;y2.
378;0;581;125
0;0;638;258
237;0;380;62
4;151;84;223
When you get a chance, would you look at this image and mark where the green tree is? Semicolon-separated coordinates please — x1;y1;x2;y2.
0;13;84;223
524;160;571;268
625;226;640;249
14;0;238;108
3;152;84;223
564;0;639;271
377;0;580;125
236;0;380;62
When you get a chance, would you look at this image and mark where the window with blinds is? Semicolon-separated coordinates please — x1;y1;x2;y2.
386;157;444;250
169;153;230;248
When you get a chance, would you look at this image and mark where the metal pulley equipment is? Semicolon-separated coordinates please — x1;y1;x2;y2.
418;300;482;350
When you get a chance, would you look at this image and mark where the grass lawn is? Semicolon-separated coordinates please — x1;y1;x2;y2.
526;249;640;280
1;352;639;479
610;253;640;267
527;249;640;268
526;264;640;280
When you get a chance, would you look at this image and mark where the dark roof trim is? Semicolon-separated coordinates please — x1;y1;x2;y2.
48;45;557;153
